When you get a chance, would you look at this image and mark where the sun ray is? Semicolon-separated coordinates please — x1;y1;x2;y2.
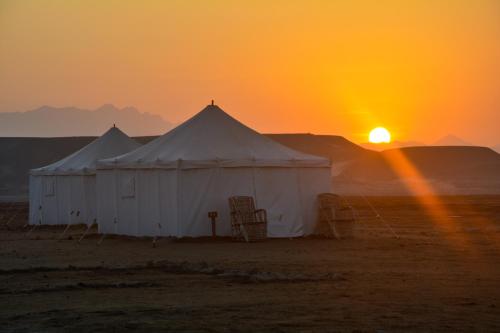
381;148;481;256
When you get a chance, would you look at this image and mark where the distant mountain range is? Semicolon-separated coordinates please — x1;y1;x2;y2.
0;105;172;137
433;134;473;146
1;133;499;198
433;134;500;155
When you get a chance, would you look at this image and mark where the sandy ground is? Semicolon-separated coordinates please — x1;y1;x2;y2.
0;196;499;332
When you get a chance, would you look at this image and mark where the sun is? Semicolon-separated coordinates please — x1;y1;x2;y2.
369;127;391;143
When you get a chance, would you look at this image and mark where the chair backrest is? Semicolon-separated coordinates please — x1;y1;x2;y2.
229;196;257;223
318;193;342;210
318;193;342;221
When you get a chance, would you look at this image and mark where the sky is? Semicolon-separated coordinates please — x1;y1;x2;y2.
1;0;499;145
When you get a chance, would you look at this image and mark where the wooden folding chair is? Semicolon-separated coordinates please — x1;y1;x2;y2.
228;196;267;242
316;193;355;239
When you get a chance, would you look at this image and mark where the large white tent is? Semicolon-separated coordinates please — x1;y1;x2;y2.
97;104;331;238
29;126;141;225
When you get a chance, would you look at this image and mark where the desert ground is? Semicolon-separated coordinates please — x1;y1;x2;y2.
1;196;499;332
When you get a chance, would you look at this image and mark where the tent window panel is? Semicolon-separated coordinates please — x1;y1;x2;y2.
120;174;136;198
44;178;56;196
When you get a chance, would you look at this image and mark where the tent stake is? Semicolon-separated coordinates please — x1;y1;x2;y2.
57;210;75;241
152;222;162;248
5;210;19;228
78;219;96;243
361;195;399;239
26;212;42;237
0;202;13;224
97;233;106;245
58;223;72;241
26;224;38;237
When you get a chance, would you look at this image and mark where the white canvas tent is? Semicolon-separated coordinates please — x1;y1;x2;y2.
97;104;331;238
29;126;141;225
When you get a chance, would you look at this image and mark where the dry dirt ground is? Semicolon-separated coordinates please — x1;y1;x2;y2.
0;196;499;332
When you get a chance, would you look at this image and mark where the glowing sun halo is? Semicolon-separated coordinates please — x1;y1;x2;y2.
369;127;391;143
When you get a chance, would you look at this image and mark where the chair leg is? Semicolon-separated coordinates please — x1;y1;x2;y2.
58;224;72;241
78;223;94;243
327;219;340;239
239;224;249;242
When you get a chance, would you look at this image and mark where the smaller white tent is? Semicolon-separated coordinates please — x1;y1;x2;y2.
29;126;141;225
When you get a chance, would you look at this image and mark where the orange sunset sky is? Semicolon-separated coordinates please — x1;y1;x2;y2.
1;0;499;145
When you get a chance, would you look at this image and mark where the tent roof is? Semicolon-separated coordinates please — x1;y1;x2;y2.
98;104;330;169
31;126;141;175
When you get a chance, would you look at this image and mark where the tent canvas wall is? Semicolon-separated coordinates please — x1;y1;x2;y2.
97;104;331;238
29;127;141;225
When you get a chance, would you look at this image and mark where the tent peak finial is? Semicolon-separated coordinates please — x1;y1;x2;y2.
211;99;214;106
113;123;116;128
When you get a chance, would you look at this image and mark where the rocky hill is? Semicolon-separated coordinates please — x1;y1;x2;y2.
1;134;499;198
